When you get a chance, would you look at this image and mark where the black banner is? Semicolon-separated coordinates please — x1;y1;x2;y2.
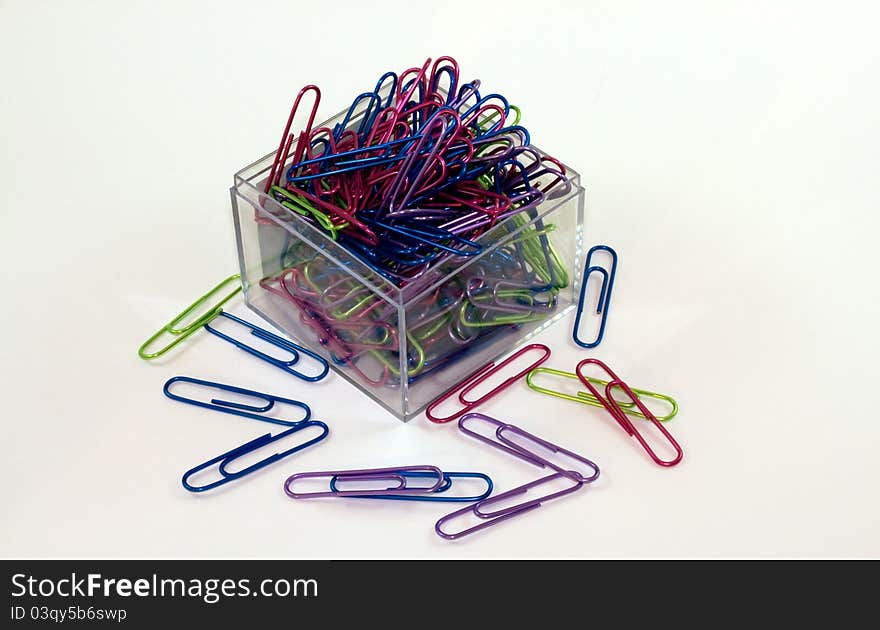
1;560;871;627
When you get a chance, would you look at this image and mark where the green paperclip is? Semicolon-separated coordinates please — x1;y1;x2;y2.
328;288;380;320
458;300;543;328
413;312;453;340
138;274;241;360
478;104;522;132
509;214;569;288
271;186;348;239
370;333;426;377
526;367;679;422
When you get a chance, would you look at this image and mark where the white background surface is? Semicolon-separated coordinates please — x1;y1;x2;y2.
1;1;878;559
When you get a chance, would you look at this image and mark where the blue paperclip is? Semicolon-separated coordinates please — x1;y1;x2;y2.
572;245;618;349
163;376;311;426
329;471;493;502
182;421;329;492
204;311;330;382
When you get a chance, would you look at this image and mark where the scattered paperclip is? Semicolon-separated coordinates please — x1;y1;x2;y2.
163;376;311;425
329;471;493;502
572;245;617;349
434;413;599;539
182;421;329;493
204;311;330;382
163;377;329;492
284;466;445;499
435;472;583;540
425;343;551;423
526;366;679;421
458;412;600;483
138;275;241;360
575;358;683;467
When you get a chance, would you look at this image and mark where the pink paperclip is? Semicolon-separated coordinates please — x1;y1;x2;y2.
575;358;683;467
425;343;551;424
265;85;321;194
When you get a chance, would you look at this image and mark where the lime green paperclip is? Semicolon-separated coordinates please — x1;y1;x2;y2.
138;275;241;360
458;300;544;328
509;214;569;288
478;104;522;132
526;367;679;422
413;311;452;340
271;186;348;239
370;333;426;377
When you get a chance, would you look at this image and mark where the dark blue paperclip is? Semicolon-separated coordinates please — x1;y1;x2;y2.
164;377;328;492
572;245;618;349
363;218;483;258
163;376;311;425
329;471;493;502
181;422;329;492
333;92;381;142
204;311;330;382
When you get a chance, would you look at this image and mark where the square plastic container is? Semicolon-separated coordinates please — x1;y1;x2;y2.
230;105;585;421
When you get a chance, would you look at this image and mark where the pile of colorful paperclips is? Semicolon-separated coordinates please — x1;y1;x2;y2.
261;55;570;285
259;222;566;387
254;56;571;387
136;55;686;543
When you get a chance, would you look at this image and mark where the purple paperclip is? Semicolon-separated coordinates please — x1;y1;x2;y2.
458;413;545;467
495;424;600;484
459;413;600;483
284;465;444;498
435;472;583;540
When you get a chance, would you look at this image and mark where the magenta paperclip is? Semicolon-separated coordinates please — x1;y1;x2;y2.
575;358;683;467
425;344;551;423
283;465;444;499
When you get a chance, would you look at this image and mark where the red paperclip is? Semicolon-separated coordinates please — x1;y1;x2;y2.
575;358;683;467
265;85;322;193
425;343;551;424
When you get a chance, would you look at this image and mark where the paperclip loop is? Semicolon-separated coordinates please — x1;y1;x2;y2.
425;343;551;423
182;421;329;493
329;471;493;502
459;413;600;483
284;466;445;498
435;473;583;540
526;367;679;422
575;358;683;467
572;245;617;349
163;376;311;425
138;275;241;360
204;311;330;382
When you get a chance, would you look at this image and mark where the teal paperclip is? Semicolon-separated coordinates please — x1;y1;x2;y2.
526;366;679;422
138;275;241;360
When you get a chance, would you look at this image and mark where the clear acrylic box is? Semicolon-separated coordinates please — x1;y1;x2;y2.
230;104;585;421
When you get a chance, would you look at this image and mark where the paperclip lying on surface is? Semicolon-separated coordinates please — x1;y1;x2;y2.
163;376;311;425
329;471;493;502
459;412;600;483
572;245;617;349
576;358;683;467
182;421;329;492
425;344;551;423
284;466;445;499
526;367;679;422
204;311;330;382
163;377;328;492
138;275;241;359
435;472;583;539
433;413;598;539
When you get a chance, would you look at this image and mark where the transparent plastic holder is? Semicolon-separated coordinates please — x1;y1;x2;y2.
230;104;586;421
